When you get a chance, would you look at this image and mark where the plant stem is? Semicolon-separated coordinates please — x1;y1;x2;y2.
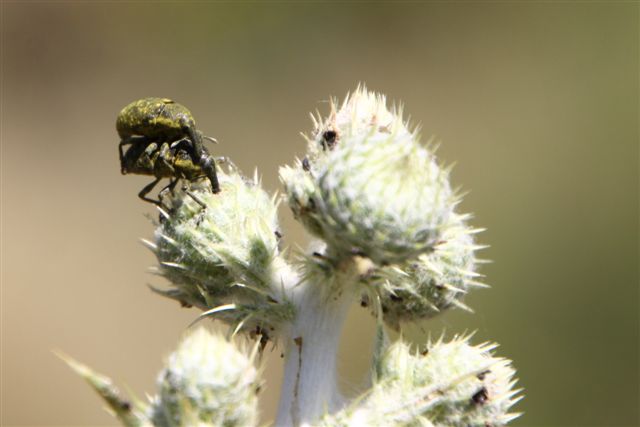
274;272;357;427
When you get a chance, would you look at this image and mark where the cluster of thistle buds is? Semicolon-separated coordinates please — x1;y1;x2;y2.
63;87;522;427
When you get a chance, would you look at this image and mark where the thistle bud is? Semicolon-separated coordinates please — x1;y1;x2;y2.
281;86;455;264
321;336;521;427
148;168;295;338
150;327;260;427
373;213;487;329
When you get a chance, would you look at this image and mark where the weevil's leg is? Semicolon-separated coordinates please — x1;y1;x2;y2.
138;177;163;205
155;142;176;177
184;127;220;194
118;141;128;172
167;177;180;194
158;142;173;166
177;180;207;210
119;135;147;174
185;189;207;210
158;177;179;201
132;142;158;173
170;137;191;149
158;178;180;211
199;152;220;194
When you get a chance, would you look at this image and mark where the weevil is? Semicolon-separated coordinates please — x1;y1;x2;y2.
117;97;220;204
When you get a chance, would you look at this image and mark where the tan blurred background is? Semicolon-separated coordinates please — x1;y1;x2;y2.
1;2;638;426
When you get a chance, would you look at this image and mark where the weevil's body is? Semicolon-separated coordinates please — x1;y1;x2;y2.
117;97;220;204
116;97;196;143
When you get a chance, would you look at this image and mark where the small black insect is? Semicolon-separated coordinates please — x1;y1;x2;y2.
302;157;311;171
471;387;489;405
321;130;338;150
360;294;370;308
117;97;220;204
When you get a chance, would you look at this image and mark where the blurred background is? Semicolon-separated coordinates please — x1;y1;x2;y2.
1;2;637;426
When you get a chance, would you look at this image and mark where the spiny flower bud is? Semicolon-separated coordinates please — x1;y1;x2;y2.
321;336;521;427
147;168;295;338
150;327;260;427
281;86;455;265
372;213;488;329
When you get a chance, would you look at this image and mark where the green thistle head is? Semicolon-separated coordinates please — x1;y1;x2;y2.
321;336;521;427
150;327;260;427
377;336;522;426
372;213;487;329
281;86;455;265
148;168;294;338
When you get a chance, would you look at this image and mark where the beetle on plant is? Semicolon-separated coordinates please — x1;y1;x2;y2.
117;97;221;204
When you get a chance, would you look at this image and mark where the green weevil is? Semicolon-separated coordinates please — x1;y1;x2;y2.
117;97;220;204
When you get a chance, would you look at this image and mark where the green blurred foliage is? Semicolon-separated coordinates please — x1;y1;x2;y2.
1;2;637;426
